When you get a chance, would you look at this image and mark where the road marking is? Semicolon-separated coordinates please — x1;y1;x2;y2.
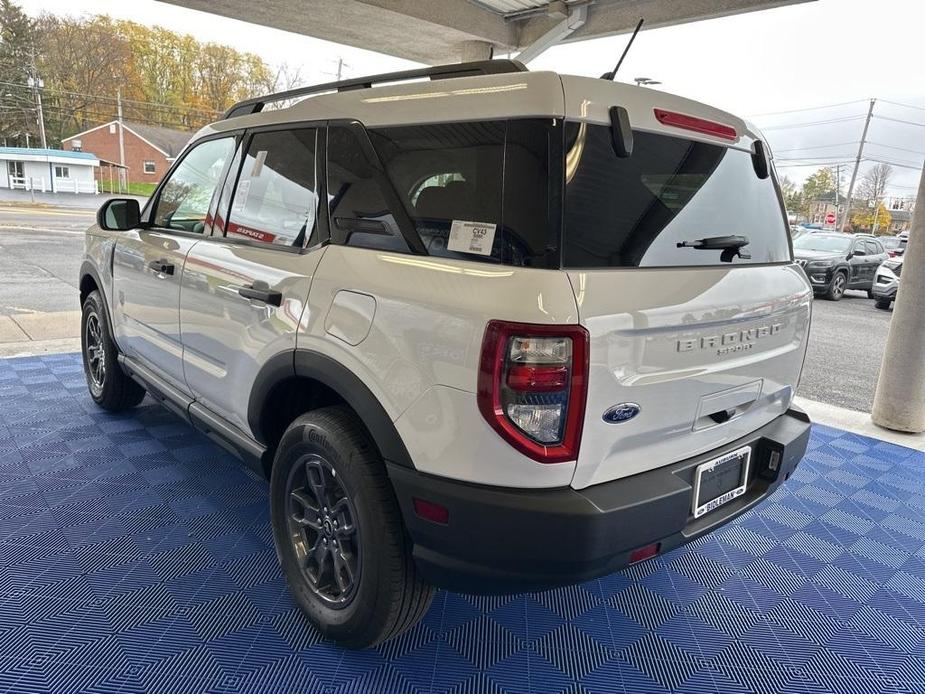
0;225;85;235
0;206;95;217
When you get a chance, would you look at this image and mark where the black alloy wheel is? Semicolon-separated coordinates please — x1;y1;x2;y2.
286;454;361;607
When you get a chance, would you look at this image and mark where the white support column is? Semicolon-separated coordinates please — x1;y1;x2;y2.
872;163;925;433
460;40;493;62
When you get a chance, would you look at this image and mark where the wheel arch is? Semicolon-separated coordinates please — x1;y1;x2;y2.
248;350;415;475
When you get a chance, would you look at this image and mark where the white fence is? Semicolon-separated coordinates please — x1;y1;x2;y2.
7;175;97;194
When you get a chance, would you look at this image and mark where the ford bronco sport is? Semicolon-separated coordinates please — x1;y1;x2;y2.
80;60;812;648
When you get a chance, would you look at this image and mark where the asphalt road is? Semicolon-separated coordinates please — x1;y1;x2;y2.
798;289;892;413
0;203;894;412
0;205;91;315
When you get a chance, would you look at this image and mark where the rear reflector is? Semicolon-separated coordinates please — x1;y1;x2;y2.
653;108;737;141
413;498;449;525
629;542;661;565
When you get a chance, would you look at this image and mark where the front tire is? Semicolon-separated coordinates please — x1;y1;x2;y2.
875;298;892;310
269;406;434;648
825;271;847;301
81;290;146;411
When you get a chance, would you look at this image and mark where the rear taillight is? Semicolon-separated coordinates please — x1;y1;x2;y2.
477;321;589;464
653;108;737;141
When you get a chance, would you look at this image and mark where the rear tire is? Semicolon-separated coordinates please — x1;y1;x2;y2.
269;406;434;648
825;271;847;301
875;298;892;310
81;290;146;411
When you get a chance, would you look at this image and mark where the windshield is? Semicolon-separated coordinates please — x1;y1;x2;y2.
880;237;900;249
561;125;790;268
793;235;852;253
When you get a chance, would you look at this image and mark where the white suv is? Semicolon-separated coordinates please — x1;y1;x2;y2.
79;60;812;648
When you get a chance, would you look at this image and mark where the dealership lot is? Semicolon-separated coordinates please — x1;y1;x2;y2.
0;210;896;413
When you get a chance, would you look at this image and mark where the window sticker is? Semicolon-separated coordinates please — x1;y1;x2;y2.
232;179;250;212
447;220;496;256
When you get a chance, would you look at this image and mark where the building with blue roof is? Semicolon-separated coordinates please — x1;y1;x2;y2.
0;146;100;194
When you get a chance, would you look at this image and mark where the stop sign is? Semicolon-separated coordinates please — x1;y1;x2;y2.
825;212;836;225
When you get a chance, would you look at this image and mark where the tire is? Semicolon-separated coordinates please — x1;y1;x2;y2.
867;289;875;300
825;271;847;301
269;406;434;648
875;298;892;310
80;290;146;411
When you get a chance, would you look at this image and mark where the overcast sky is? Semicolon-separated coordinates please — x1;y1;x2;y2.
20;0;925;198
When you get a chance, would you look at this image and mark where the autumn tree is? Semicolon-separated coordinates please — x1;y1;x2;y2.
798;168;837;218
778;175;803;216
0;0;36;144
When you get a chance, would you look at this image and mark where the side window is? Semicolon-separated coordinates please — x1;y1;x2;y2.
153;137;235;233
327;126;409;253
226;128;318;247
865;240;881;255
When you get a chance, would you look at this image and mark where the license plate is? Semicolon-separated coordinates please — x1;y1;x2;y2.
692;445;751;518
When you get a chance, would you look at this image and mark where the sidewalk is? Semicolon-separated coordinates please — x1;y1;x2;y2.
0;188;147;209
0;310;80;357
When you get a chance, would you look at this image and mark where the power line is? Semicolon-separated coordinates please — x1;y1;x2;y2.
866;141;925;156
873;115;925;128
760;116;866;131
878;99;925;114
749;99;868;118
774;141;859;153
863;157;924;170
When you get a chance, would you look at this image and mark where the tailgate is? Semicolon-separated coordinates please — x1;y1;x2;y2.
569;265;811;489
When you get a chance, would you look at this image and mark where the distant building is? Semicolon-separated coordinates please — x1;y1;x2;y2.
61;120;191;185
807;191;846;227
888;208;912;234
0;147;100;193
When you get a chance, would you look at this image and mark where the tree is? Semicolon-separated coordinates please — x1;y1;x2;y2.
798;168;836;219
0;0;36;143
851;201;892;233
856;163;893;207
778;175;803;216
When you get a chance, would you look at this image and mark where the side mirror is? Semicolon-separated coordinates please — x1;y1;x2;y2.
97;198;141;231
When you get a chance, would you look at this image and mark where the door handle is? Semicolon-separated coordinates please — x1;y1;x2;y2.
148;259;175;276
238;283;282;306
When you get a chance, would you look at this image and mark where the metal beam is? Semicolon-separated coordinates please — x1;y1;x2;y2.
516;3;588;64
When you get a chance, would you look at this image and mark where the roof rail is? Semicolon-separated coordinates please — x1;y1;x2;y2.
222;59;528;120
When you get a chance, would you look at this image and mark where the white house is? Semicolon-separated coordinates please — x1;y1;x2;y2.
0;147;101;194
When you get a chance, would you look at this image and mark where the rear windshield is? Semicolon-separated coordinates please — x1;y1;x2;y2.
562;123;790;268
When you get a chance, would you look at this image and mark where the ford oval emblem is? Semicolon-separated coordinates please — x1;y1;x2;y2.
603;403;641;424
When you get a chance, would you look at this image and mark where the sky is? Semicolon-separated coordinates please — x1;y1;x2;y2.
18;0;925;199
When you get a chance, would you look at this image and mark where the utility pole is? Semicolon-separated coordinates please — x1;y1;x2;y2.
842;98;876;232
27;75;46;150
117;88;126;193
336;57;344;81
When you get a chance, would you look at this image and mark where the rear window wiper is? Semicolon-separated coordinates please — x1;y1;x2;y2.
677;235;751;262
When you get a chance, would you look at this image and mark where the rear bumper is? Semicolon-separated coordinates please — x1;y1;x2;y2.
389;407;811;594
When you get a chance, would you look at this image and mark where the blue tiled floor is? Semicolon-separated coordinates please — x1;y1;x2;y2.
1;353;924;693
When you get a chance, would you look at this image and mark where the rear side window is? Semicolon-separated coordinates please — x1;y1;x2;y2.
328;126;409;253
226;128;318;247
562;124;790;268
367;119;557;267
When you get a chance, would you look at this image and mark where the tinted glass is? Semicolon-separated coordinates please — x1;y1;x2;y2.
865;240;882;255
154;137;234;233
793;235;852;253
226;129;318;247
562;124;790;267
328;126;409;253
367;119;556;266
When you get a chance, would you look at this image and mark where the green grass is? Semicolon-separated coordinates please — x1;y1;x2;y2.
98;181;158;197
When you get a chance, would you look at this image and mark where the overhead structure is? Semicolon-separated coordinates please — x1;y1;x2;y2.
161;0;813;65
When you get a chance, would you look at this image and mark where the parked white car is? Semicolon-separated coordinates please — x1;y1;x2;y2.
79;60;813;647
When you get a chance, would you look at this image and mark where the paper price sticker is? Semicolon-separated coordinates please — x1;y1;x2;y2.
447;220;497;256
